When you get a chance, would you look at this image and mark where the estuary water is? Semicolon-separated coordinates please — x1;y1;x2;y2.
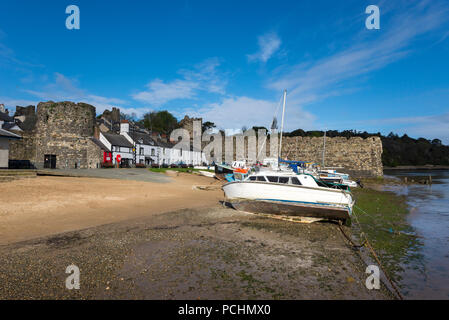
383;169;449;299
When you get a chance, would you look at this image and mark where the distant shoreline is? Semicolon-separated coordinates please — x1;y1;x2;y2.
384;165;449;170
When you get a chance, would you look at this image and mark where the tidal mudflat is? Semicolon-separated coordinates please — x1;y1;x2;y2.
0;170;423;299
0;206;392;299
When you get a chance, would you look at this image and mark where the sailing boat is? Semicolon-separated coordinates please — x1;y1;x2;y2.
222;90;354;224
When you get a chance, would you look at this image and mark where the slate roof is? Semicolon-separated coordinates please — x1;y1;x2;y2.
90;137;111;152
128;131;177;149
17;114;37;132
102;133;133;148
0;111;14;122
129;132;157;146
0;128;21;139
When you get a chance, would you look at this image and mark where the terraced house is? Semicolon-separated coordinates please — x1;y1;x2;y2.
4;101;208;169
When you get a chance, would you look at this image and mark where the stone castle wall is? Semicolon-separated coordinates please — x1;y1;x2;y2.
205;131;383;177
9;101;102;169
281;136;383;177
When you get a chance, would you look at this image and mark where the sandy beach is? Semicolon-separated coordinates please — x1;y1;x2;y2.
0;172;223;245
0;171;395;299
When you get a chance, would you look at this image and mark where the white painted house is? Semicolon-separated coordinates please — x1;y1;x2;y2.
119;121;208;166
0;128;21;168
99;132;134;166
120;121;160;165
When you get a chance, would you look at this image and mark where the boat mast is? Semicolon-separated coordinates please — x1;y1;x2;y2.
322;130;326;168
278;90;287;166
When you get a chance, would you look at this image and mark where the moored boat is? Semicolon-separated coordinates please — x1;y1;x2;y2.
223;171;353;224
222;90;354;224
214;163;234;180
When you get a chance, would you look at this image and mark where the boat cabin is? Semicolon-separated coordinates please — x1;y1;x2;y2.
245;172;319;188
244;172;351;191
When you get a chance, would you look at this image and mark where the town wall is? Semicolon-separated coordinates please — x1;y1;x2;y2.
212;133;383;177
281;136;383;177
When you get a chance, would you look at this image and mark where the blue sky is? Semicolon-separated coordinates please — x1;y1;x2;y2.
1;0;449;142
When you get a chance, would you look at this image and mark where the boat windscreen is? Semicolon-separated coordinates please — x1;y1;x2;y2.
279;177;289;184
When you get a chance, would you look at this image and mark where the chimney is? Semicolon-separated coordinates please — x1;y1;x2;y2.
120;120;129;134
94;125;100;139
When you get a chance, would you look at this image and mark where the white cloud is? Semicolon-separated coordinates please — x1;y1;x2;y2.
21;72;130;115
268;1;449;108
132;58;226;105
247;32;281;63
0;97;38;111
185;95;315;132
325;112;449;144
132;79;199;106
375;113;449;144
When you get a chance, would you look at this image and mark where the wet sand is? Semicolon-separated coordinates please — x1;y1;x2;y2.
0;206;392;299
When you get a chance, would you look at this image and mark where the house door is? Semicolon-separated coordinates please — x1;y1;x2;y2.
120;158;130;168
44;155;56;169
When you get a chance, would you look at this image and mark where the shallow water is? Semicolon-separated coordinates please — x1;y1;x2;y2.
383;170;449;299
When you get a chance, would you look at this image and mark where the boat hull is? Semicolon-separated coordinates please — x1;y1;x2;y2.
222;181;352;222
214;164;234;180
229;199;351;222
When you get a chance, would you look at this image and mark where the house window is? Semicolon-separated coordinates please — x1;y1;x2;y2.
140;147;144;155
151;149;155;156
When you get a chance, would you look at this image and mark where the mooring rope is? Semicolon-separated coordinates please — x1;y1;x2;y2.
345;207;405;300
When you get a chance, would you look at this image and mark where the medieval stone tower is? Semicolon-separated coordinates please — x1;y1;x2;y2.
33;101;96;169
9;101;106;169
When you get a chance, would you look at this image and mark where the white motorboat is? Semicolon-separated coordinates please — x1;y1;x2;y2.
222;170;353;224
222;90;354;224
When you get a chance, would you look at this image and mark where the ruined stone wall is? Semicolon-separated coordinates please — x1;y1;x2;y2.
33;101;96;169
8;131;37;162
281;136;383;177
179;116;202;138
